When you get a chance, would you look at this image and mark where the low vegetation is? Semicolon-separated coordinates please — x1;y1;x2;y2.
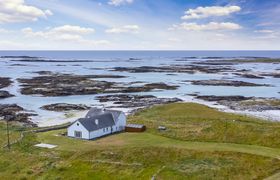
129;103;280;148
1;103;280;179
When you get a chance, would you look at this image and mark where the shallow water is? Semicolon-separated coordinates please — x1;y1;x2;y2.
0;51;280;126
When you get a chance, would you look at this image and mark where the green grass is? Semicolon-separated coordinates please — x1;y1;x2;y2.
2;131;280;179
129;103;280;148
1;103;280;179
0;121;24;147
37;131;280;159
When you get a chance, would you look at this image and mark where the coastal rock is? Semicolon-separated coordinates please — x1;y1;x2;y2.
219;98;280;111
194;95;252;102
196;58;280;65
120;83;178;93
234;73;265;79
0;91;14;99
32;71;127;78
191;95;280;112
0;104;37;126
0;104;24;113
190;79;270;87
1;56;38;59
96;94;182;108
41;103;90;112
18;74;178;97
18;74;116;96
112;65;233;74
11;59;95;63
260;73;280;78
0;77;13;88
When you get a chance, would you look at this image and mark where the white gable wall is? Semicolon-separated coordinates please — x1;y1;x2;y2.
68;121;90;139
116;113;126;131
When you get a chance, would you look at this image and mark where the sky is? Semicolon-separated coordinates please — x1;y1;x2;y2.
0;0;279;50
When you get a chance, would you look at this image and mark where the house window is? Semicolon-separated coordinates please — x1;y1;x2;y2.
77;123;79;126
103;128;105;132
74;131;82;138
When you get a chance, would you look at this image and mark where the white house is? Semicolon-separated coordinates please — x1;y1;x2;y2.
67;108;126;140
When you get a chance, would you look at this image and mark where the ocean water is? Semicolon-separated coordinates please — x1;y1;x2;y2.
0;51;280;126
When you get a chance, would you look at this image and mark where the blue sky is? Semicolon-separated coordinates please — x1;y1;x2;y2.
0;0;279;50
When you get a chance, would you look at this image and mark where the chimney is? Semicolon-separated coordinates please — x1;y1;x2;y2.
95;119;99;125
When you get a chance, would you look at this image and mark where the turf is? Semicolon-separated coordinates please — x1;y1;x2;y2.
1;103;280;179
129;103;280;148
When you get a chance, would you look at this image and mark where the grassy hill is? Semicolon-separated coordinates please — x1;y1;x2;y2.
1;103;280;179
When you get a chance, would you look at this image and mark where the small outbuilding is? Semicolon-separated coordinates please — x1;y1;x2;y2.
125;124;146;132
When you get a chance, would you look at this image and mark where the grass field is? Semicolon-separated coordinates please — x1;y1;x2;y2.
1;103;280;179
129;103;280;148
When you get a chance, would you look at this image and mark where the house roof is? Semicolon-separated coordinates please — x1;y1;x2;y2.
86;108;123;122
78;113;115;132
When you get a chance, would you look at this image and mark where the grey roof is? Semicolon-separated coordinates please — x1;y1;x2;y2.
78;113;115;132
86;108;123;122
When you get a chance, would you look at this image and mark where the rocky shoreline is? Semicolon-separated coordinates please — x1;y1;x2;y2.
193;58;280;65
0;104;37;127
189;79;270;87
41;103;90;112
0;91;14;99
96;94;182;108
18;73;178;97
0;77;13;89
192;95;280;112
112;65;234;74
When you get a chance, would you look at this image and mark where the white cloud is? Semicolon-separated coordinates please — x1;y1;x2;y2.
0;28;12;33
108;0;134;6
181;6;241;20
0;0;53;23
170;22;242;31
253;30;279;39
51;25;95;34
21;25;109;46
168;38;181;43
106;25;139;34
254;30;274;33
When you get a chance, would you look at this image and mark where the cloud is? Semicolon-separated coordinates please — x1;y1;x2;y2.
106;25;139;34
254;29;279;39
0;28;12;33
21;25;109;46
181;6;241;20
254;30;274;33
51;25;95;34
168;38;181;43
108;0;134;6
170;22;242;31
0;0;53;23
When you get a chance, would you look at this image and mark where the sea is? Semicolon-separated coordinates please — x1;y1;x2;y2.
0;51;280;126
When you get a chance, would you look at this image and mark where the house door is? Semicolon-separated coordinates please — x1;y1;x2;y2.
74;131;82;138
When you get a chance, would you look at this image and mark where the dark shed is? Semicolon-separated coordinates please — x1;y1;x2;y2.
125;124;146;132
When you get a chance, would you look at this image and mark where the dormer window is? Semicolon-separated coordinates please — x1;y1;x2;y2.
77;123;79;126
